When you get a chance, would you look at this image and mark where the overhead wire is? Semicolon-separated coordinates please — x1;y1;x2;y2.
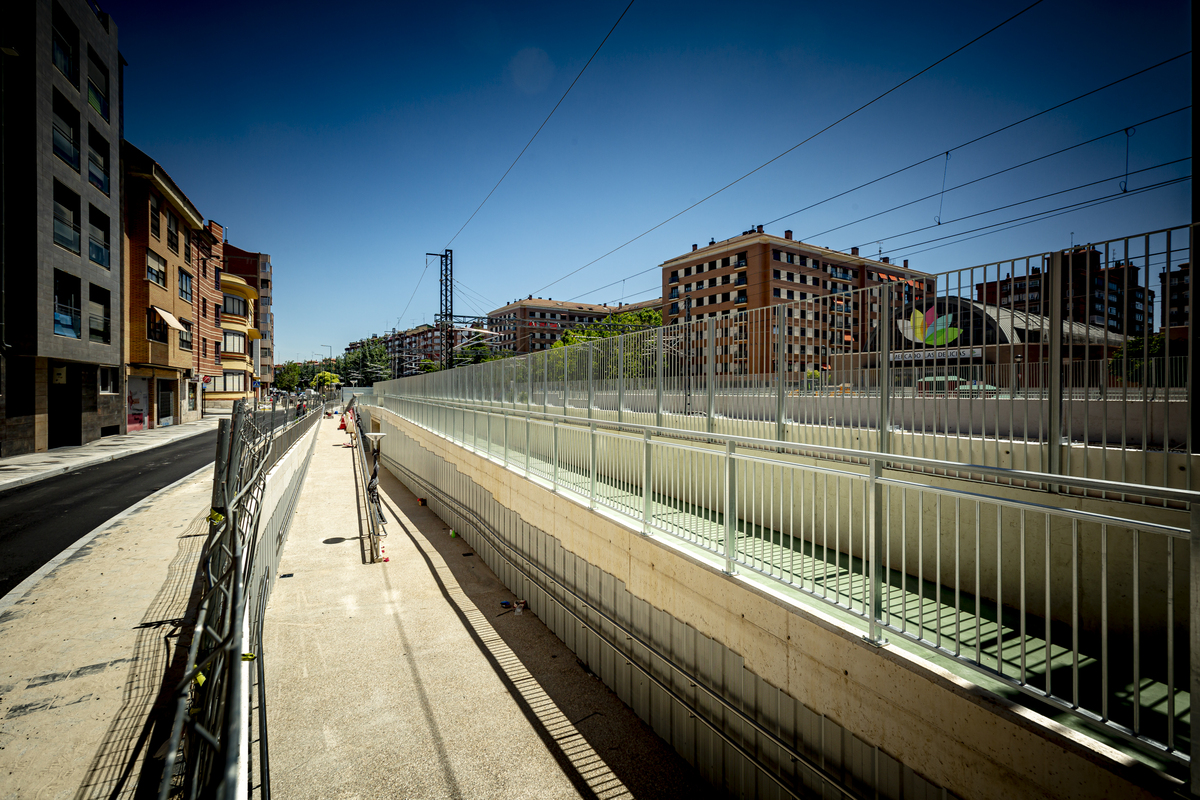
444;0;637;250
555;53;1189;305
530;0;1047;296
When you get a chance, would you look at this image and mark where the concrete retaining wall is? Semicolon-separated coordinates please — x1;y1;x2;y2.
371;405;1175;800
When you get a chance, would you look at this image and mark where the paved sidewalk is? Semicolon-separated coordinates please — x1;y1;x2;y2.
0;417;221;494
264;418;708;799
0;466;213;800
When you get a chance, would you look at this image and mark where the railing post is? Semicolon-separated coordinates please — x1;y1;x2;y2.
867;457;886;644
589;421;598;509
776;304;786;442
1191;502;1200;795
1048;250;1064;478
706;317;716;435
642;429;652;534
655;327;664;428
879;291;891;456
723;439;736;574
587;345;595;420
552;421;559;492
618;335;625;425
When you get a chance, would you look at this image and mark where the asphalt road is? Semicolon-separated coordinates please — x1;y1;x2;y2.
0;430;219;599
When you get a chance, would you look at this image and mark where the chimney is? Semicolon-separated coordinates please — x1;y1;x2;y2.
851;247;859;256
903;259;908;269
709;238;715;245
784;230;792;240
881;257;890;264
692;244;698;251
756;225;764;234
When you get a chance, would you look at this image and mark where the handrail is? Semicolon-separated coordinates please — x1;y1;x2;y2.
347;396;387;561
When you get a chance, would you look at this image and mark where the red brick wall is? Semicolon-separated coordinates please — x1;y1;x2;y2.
193;222;224;381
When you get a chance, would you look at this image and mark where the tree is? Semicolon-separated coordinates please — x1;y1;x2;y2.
313;371;341;389
1108;334;1185;392
275;361;302;391
553;308;661;348
343;337;392;386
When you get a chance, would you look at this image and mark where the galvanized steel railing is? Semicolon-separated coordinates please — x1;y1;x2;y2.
365;391;1200;785
346;395;387;561
384;226;1195;497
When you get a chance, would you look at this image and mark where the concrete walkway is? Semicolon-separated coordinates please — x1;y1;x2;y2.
0;465;214;799
264;418;708;799
0;416;220;493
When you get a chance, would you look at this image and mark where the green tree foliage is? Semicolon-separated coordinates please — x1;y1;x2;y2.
275;361;302;391
342;338;392;386
1108;334;1186;388
553;308;661;348
313;370;341;389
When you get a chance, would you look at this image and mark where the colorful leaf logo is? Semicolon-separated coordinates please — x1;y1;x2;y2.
910;307;960;346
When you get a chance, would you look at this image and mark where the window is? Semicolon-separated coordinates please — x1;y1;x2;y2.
223;330;246;354
52;90;80;170
52;3;79;85
222;371;246;392
99;367;118;394
53;270;81;338
773;288;781;298
179;269;193;302
150;194;161;238
88;205;110;267
53;181;81;254
214;266;221;289
223;293;247;317
88;284;110;343
146;250;166;286
179;320;193;350
166;211;179;253
201;297;207;318
184;229;192;264
86;47;109;121
147;308;169;343
202;338;207;358
87;126;109;193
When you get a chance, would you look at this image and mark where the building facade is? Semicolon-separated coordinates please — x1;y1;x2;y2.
193;221;224;404
660;226;934;374
224;243;273;395
1160;262;1189;333
0;0;123;454
202;273;259;409
487;298;622;354
121;142;204;429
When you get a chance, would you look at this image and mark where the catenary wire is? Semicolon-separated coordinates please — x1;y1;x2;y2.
530;0;1047;296
444;0;637;250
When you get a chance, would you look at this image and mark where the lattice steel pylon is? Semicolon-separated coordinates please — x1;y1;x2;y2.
427;249;453;370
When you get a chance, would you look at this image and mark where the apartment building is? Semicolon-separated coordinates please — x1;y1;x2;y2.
487;298;622;354
660;226;934;374
121;142;205;428
224;243;273;395
0;0;122;453
193;221;225;401
202;273;259;409
1160;262;1189;333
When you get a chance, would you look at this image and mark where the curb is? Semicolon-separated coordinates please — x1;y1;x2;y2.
0;423;218;495
0;461;215;615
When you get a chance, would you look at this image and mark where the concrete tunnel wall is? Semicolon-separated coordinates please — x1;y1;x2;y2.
368;404;1172;800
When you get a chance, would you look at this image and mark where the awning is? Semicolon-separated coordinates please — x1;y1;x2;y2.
152;306;186;331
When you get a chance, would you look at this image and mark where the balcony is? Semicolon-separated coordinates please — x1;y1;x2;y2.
54;301;81;339
734;276;747;286
735;293;747;305
89;234;109;268
87;80;109;120
52;123;79;171
89;313;110;344
53;213;80;254
88;152;109;194
669;275;679;285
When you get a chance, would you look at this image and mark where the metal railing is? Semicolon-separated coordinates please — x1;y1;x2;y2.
384;226;1195;496
347;396;387;561
158;398;322;800
365;391;1200;782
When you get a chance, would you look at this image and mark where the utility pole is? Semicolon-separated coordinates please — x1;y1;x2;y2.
428;249;453;370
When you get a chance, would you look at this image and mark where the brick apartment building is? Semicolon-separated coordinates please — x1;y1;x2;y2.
121;142;205;429
0;0;123;454
193;221;225;400
660;226;934;374
1160;262;1189;333
224;243;273;395
487;298;625;354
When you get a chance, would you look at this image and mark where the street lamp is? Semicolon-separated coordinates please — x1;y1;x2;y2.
321;344;332;372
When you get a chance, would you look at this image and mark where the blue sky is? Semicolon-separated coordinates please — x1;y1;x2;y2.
104;0;1192;363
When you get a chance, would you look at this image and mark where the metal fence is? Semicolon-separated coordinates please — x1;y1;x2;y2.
384;226;1194;497
158;398;322;800
347;396;387;562
364;391;1200;785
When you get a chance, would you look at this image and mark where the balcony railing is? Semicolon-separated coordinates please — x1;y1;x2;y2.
89;234;109;267
52;123;79;171
87;81;109;120
89;313;110;343
53;214;80;254
54;302;81;338
88;152;109;194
